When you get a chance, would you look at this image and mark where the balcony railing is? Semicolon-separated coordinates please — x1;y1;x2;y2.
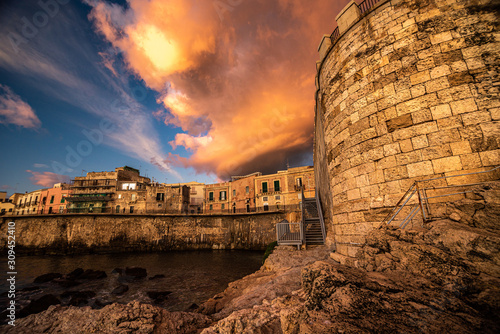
259;187;281;194
66;195;112;202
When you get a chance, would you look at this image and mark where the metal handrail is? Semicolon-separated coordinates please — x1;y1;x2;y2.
315;188;326;243
383;165;500;228
276;220;303;248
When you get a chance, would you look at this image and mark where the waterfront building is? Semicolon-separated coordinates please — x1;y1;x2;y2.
0;192;16;215
37;183;72;214
14;189;44;215
145;183;189;214
67;166;150;214
230;172;261;213
253;166;315;212
204;182;231;214
183;181;205;214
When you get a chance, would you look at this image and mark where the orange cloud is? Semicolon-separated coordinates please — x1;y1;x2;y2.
87;0;350;179
0;84;41;129
26;170;70;188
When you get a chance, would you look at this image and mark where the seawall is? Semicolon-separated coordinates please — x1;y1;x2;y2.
0;212;290;255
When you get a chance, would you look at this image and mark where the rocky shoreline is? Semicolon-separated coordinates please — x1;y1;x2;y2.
3;183;499;333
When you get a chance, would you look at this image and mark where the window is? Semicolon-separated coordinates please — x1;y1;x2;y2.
48;207;53;214
246;204;250;212
233;189;236;197
59;206;64;213
209;192;214;201
209;204;213;211
221;203;225;210
118;194;122;199
274;180;280;192
262;182;268;193
61;196;65;203
263;196;268;201
156;193;164;201
122;183;136;190
34;196;38;204
220;191;226;201
130;206;134;213
50;196;55;204
116;205;120;213
131;194;136;201
275;195;280;200
296;178;302;187
263;204;269;211
245;186;249;194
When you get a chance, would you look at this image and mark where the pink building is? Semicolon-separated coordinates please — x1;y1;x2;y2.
37;183;72;214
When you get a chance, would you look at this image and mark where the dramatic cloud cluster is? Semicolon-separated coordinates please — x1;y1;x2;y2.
0;84;41;129
87;0;349;179
26;170;70;187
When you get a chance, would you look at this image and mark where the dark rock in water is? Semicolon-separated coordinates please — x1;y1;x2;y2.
111;284;129;295
186;303;199;311
60;290;96;300
112;268;123;275
147;291;172;304
33;273;62;283
92;299;112;309
53;279;80;288
60;291;96;307
125;267;147;279
19;294;60;318
149;274;166;280
79;269;107;280
66;268;84;280
21;286;41;292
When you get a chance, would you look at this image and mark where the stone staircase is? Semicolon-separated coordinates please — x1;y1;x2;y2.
302;194;326;245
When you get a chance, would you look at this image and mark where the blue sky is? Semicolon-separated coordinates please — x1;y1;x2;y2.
0;0;349;196
0;0;218;194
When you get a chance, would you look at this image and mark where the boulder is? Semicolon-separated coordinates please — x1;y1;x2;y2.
33;273;62;283
111;284;129;295
19;294;60;318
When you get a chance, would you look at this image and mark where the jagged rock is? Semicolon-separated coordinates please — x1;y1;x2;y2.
79;269;107;280
147;291;172;304
66;268;84;280
33;273;62;283
53;278;81;288
111;284;129;295
149;274;165;280
125;267;147;279
19;294;60;318
4;301;211;333
60;291;96;306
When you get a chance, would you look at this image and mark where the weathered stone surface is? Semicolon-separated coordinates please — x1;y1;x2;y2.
314;0;500;256
5;301;211;334
0;212;286;254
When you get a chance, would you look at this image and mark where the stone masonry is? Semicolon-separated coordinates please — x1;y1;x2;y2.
314;0;500;256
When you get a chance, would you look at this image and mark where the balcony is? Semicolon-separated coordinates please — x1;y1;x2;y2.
259;187;281;195
66;195;112;202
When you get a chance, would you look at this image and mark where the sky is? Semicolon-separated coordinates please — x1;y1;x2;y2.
0;0;350;196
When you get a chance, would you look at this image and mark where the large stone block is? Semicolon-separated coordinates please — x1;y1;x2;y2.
432;156;463;173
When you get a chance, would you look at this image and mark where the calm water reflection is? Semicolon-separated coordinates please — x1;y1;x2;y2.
2;251;263;312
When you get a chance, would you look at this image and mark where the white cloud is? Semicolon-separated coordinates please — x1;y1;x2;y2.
0;84;41;129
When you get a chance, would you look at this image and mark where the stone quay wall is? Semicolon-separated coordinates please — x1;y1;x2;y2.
0;212;287;255
314;0;500;256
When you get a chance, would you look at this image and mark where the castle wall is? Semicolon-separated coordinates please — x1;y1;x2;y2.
315;0;500;256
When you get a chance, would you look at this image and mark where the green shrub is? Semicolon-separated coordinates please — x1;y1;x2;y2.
262;241;278;264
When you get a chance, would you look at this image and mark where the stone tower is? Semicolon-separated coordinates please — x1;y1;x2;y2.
314;0;500;256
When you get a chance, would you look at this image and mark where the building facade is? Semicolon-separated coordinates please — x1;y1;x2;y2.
204;182;231;214
230;172;261;213
67;166;150;214
15;189;43;215
37;183;72;214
